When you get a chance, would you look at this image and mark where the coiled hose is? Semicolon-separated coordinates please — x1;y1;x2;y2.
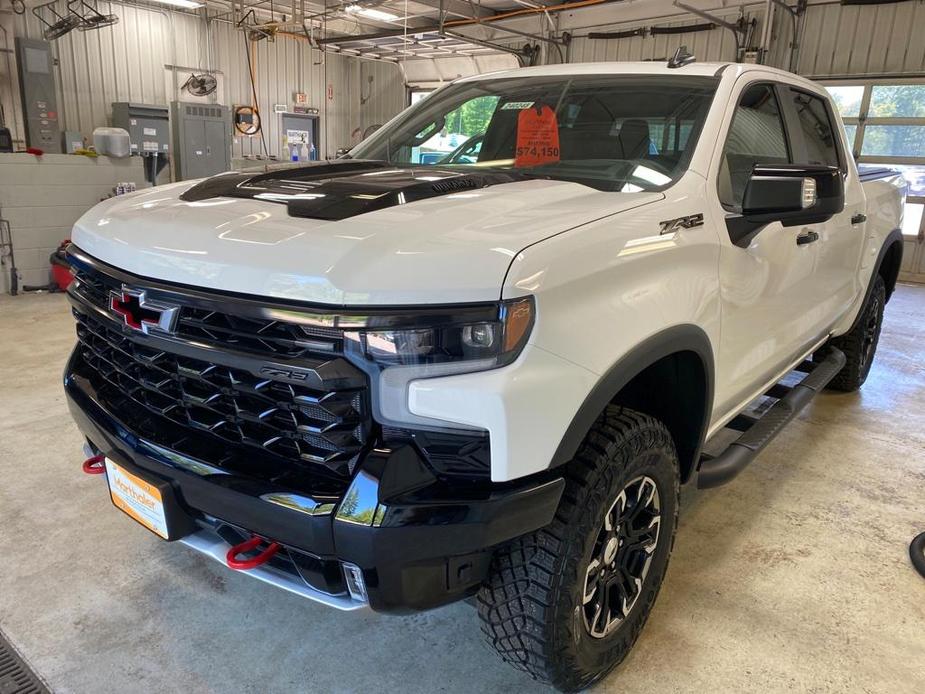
911;532;925;579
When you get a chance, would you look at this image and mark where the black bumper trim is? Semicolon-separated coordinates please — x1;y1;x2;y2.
66;350;565;612
66;370;339;555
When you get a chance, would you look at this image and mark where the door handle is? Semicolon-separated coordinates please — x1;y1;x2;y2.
796;230;819;245
851;213;867;225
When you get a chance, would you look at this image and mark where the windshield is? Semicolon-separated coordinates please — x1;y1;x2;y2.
349;74;718;192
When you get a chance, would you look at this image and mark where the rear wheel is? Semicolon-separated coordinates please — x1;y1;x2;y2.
478;407;679;691
825;274;886;392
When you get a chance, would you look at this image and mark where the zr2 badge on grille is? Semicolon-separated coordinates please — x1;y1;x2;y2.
109;287;179;335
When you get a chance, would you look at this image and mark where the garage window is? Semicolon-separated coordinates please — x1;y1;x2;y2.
825;80;925;240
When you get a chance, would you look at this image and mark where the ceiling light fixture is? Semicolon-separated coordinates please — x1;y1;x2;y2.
147;0;204;9
345;5;399;21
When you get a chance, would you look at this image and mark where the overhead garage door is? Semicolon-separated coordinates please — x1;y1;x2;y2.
825;80;925;282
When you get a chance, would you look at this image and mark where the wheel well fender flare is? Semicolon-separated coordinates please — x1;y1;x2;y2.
847;228;903;334
877;228;904;302
548;324;714;483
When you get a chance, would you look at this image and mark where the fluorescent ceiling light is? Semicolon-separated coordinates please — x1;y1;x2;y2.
345;5;399;21
148;0;203;9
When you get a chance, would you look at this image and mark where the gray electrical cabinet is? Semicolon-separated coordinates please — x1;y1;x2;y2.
15;38;62;153
170;102;232;181
112;103;169;156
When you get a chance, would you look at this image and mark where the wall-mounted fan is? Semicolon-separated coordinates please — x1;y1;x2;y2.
182;73;218;97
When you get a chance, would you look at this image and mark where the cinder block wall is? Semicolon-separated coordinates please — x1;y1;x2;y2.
0;154;148;294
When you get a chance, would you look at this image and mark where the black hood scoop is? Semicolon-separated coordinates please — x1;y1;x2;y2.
179;160;534;221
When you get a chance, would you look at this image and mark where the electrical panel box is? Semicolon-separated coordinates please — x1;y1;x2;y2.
170;102;232;181
62;130;83;153
111;103;170;156
14;38;62;153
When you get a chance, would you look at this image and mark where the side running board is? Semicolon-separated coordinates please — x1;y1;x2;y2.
697;347;846;489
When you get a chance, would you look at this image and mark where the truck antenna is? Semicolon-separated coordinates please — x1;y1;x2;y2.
667;45;696;68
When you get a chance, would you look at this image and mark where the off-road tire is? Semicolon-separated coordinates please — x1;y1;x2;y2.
825;274;886;392
477;407;680;692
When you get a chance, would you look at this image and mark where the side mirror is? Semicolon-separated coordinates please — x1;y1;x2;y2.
335;147;352;159
742;164;844;227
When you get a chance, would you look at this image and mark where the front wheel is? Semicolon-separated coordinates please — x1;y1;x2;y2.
478;407;679;691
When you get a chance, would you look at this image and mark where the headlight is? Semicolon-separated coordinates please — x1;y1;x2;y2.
360;298;533;367
264;297;534;431
346;297;534;430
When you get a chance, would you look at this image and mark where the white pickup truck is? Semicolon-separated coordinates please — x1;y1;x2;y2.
64;57;905;690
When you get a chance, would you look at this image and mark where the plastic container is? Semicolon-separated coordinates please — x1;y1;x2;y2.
50;240;74;291
93;127;131;158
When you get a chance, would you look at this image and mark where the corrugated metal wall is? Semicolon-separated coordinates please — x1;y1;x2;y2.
559;0;925;77
564;13;743;65
6;0;925;158
782;0;925;77
8;2;406;159
209;20;404;158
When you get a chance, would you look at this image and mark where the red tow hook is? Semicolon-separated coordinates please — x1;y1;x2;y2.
82;455;106;475
226;535;281;570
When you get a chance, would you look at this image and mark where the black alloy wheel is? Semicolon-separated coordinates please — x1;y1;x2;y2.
582;475;661;638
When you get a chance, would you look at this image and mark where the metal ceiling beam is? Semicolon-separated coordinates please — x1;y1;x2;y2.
315;0;575;46
672;1;741;34
323;0;433;32
470;21;566;45
442;28;528;63
411;0;494;19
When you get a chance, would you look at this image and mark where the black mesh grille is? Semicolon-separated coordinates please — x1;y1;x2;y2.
71;268;343;360
178;307;344;358
69;265;371;478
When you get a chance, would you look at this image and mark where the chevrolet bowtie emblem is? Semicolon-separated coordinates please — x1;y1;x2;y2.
109;287;179;335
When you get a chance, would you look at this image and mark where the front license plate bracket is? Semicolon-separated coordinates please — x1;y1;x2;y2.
105;456;196;541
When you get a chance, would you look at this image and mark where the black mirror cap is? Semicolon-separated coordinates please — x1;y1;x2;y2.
743;164;844;227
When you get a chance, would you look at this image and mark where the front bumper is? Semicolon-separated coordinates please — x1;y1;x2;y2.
66;350;564;613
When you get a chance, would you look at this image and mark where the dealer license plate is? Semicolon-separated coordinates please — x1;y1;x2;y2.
105;459;170;539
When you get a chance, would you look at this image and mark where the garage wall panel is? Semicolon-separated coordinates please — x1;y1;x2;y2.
794;0;925;77
0;153;147;293
360;59;407;134
557;0;925;78
12;2;204;142
566;13;747;66
9;4;405;159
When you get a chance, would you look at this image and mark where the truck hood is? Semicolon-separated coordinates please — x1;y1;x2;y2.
72;170;662;305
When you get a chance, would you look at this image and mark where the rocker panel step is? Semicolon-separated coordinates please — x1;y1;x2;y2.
697;347;846;489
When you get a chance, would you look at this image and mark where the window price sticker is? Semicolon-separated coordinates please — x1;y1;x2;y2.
514;105;560;168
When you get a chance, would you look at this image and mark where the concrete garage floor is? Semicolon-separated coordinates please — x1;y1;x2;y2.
1;287;923;694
